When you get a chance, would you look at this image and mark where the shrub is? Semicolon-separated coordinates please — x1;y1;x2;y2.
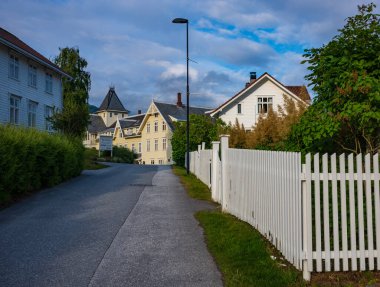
0;125;84;205
112;146;136;163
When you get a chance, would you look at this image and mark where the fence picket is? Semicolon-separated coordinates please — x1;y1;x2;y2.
365;154;374;270
357;154;366;270
331;154;340;271
322;153;331;271
339;154;349;271
348;154;357;271
374;154;380;270
314;153;322;271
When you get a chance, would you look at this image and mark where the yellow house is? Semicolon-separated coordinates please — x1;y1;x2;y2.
138;93;211;165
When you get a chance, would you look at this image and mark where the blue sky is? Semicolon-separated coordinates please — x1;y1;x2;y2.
0;0;375;114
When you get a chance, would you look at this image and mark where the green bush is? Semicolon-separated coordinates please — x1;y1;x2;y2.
0;125;84;205
112;146;136;163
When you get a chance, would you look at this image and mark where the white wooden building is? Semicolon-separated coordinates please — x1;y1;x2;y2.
0;27;70;131
209;72;311;130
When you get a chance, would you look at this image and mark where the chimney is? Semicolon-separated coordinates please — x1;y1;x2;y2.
138;109;141;114
176;92;183;108
250;72;257;83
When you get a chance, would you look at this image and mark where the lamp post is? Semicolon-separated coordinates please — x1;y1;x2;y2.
172;18;190;175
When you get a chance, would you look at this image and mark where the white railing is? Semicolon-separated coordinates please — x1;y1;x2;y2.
188;136;380;280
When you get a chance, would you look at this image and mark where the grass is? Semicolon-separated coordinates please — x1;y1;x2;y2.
172;165;305;286
172;165;212;201
84;148;108;170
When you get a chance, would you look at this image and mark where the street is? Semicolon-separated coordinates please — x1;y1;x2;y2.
0;164;222;287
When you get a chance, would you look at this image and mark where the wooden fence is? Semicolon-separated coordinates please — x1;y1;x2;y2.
188;136;380;280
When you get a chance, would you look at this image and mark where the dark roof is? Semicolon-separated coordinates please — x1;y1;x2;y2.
88;114;107;133
285;86;311;102
0;27;70;78
119;114;145;129
154;101;211;130
98;87;128;112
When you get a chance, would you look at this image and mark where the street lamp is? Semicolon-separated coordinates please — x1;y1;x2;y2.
172;17;190;175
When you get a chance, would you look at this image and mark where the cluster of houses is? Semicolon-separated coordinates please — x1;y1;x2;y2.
1;27;311;165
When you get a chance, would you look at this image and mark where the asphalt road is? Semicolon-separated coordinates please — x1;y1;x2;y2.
0;163;222;287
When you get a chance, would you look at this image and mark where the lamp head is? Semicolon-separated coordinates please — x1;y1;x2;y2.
172;18;188;24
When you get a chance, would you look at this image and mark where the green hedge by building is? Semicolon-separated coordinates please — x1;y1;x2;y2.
0;125;84;205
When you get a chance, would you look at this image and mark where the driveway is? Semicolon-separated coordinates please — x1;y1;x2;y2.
0;164;222;287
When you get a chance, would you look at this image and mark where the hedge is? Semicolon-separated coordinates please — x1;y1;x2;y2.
0;125;84;204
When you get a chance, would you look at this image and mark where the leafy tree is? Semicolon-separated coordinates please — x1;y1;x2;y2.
50;47;91;138
171;115;224;166
289;3;380;154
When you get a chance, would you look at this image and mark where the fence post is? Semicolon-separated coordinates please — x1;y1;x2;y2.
211;141;220;201
302;159;312;281
201;142;206;150
220;135;230;211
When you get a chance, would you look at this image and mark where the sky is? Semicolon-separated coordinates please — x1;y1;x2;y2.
0;0;375;114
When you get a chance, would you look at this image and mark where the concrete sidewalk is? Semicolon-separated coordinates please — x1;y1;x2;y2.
89;166;223;287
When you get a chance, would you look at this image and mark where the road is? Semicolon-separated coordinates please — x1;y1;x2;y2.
0;164;222;287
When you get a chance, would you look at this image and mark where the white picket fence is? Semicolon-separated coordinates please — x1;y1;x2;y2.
188;136;380;280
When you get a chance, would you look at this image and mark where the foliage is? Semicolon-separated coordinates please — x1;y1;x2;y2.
226;96;307;150
172;166;212;201
289;3;380;154
171;115;224;166
50;47;91;138
84;148;108;170
111;146;136;163
0;125;84;206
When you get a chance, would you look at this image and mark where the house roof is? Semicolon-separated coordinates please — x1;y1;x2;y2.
88;114;107;133
119;114;145;129
0;27;71;78
97;87;128;113
154;101;212;130
210;72;311;116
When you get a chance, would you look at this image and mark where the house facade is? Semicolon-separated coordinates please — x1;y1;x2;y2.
0;27;70;131
209;72;311;130
86;91;211;165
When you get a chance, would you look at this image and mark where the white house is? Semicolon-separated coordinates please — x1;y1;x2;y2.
209;72;311;130
0;27;70;131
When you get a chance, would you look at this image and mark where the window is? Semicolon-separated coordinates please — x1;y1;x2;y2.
162;121;166;131
154;139;158;151
9;55;19;79
154;113;158;118
45;73;53;93
109;112;112;117
28;65;37;88
9;95;20;124
258;97;273;113
154;121;158;132
158;159;163;164
146;139;150;152
28;101;38;127
151;159;155;164
138;142;142;153
45;105;53;131
119;129;123;138
131;143;136;152
147;123;150;133
162;138;167;150
237;103;242;114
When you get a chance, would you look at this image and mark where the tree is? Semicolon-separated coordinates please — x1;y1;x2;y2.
289;3;380;154
50;47;91;138
171;115;224;166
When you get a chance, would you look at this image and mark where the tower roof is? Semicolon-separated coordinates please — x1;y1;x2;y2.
97;87;128;113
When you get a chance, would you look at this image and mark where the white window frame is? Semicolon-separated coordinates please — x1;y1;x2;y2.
154;121;158;132
158;159;163;164
45;105;53;131
28;100;38;127
257;97;273;114
9;95;20;125
147;123;150;133
154;139;158;151
138;142;142;153
28;65;37;88
9;54;19;80
162;121;166;131
237;103;242;114
146;139;150;152
162;138;167;150
151;159;155;164
45;73;53;93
